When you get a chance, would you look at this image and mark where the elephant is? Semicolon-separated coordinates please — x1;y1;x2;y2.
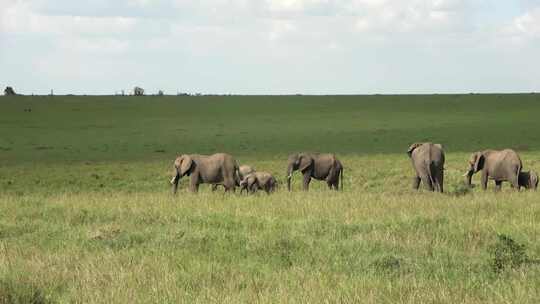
464;149;522;191
517;170;538;190
211;164;254;191
239;172;277;194
407;143;445;193
286;153;343;191
170;153;239;194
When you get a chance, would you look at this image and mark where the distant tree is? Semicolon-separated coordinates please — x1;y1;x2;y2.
158;90;164;96
134;87;144;96
4;86;16;96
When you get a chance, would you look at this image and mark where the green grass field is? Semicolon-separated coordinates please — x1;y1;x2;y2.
1;94;539;303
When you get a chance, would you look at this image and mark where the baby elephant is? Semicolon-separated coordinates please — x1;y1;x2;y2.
518;171;538;190
407;142;445;193
240;172;278;194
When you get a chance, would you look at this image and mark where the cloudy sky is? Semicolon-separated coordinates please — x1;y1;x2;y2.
1;0;539;95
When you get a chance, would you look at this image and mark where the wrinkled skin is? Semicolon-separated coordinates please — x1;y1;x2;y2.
407;143;445;193
240;172;277;194
464;149;522;191
212;164;254;191
170;153;239;194
286;153;343;191
517;170;538;190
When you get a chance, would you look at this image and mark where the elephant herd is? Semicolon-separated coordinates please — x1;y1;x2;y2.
170;144;538;195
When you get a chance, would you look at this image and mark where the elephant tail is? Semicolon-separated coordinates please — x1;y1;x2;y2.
428;161;440;192
234;165;241;187
340;167;344;191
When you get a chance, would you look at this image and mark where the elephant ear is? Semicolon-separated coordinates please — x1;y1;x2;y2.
473;152;485;173
179;155;194;176
407;143;423;156
298;154;314;172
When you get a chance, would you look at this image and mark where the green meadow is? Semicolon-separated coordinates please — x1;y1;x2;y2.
1;94;539;303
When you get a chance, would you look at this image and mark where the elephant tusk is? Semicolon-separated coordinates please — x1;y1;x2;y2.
287;175;292;179
170;177;176;185
462;172;470;177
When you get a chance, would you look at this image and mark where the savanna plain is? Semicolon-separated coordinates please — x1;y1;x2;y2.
1;94;539;303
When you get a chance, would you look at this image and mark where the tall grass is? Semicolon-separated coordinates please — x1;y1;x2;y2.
1;94;539;302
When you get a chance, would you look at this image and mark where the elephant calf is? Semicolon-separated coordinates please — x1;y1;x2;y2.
170;153;239;193
286;153;343;191
407;143;445;193
518;170;538;190
464;149;522;191
240;172;277;194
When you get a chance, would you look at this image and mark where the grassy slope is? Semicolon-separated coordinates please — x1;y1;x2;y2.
0;94;539;303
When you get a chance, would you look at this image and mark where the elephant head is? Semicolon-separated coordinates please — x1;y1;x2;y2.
286;153;313;191
406;143;423;157
170;155;194;194
464;152;484;186
239;175;251;194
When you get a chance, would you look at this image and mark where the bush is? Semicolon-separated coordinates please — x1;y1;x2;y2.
0;278;50;304
447;183;471;197
490;234;529;273
4;87;16;96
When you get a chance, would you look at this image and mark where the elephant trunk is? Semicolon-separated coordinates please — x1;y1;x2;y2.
464;170;474;187
287;165;293;191
171;171;180;194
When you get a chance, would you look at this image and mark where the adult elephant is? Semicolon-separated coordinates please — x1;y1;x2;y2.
170;153;239;194
463;149;522;191
286;153;343;191
407;142;445;193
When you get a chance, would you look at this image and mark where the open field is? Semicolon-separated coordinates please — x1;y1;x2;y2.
1;94;540;303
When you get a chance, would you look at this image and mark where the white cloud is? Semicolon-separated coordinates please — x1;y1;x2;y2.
1;0;539;94
512;7;540;37
0;1;137;35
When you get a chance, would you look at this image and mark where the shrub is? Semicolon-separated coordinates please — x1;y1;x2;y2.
490;234;529;273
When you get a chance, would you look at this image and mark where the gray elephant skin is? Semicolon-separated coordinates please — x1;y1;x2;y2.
170;153;239;193
212;164;254;191
407;143;445;193
464;149;522;190
286;153;343;191
518;170;538;190
240;172;277;194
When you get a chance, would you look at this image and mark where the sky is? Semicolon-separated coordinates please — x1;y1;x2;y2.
1;0;540;95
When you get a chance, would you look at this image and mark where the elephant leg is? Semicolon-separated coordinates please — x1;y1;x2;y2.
302;173;312;191
189;176;199;193
332;179;339;191
510;175;520;191
495;181;502;192
223;178;236;193
435;172;444;193
480;171;488;190
264;184;271;195
412;176;421;190
251;185;258;194
326;181;333;190
419;174;433;191
211;184;218;192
